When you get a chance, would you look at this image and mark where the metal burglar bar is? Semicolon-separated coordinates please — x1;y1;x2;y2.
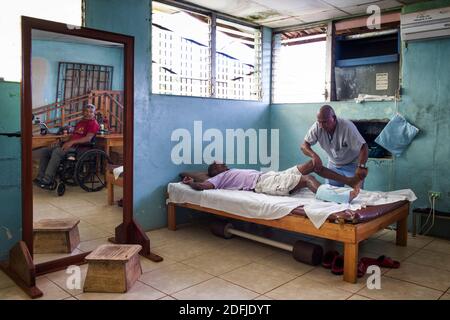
151;1;261;101
56;62;113;120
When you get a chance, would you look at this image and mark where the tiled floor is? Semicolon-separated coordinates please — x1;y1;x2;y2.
32;184;122;263
2;195;450;299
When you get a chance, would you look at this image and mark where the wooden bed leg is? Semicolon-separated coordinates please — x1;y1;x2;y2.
167;203;176;231
396;216;408;247
107;181;114;205
343;242;358;284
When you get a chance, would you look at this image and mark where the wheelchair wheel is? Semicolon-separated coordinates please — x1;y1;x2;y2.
75;149;111;192
57;182;65;196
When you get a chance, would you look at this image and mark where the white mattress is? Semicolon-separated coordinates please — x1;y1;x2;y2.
167;183;416;229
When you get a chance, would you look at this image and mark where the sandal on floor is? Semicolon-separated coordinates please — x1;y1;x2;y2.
357;260;367;278
322;250;340;269
361;255;400;269
331;255;344;275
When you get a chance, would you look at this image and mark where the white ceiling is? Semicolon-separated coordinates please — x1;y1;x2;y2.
180;0;426;28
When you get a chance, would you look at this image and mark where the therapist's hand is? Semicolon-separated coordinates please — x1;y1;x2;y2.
355;167;368;180
312;155;323;172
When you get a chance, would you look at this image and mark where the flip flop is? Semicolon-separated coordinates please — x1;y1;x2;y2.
357;260;367;278
322;250;339;269
331;255;344;275
361;255;400;269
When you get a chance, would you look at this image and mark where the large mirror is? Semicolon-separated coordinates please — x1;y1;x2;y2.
20;17;143;276
30;29;125;264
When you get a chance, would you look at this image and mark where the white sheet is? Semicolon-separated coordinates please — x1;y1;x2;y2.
167;183;416;229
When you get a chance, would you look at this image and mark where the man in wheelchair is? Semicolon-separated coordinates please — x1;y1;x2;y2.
34;103;100;188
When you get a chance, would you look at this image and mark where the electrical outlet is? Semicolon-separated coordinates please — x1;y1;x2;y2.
428;191;441;199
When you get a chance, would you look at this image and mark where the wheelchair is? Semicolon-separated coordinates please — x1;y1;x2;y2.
44;143;111;196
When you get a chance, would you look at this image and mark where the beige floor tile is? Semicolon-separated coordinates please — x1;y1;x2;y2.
64;297;78;300
45;264;88;296
357;276;442;300
182;249;253;276
347;294;372;300
0;270;15;290
265;277;352;300
47;197;97;211
139;263;213;295
0;285;30;300
303;267;369;293
0;277;71;300
385;261;450;291
159;295;176;300
360;239;419;261
254;251;315;277
219;263;297;294
405;249;450;272
76;281;165;300
254;295;274;300
81;212;123;227
140;255;177;273
378;230;435;248
172;278;258;300
440;293;450;300
33;206;76;221
423;239;450;255
215;238;279;261
33;248;84;264
78;237;112;252
152;238;226;262
78;223;113;242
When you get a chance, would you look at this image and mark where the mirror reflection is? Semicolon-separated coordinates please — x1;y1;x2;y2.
31;30;125;263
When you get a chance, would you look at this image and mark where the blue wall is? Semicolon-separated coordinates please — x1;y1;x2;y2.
271;36;450;237
32;39;124;107
0;81;22;260
85;0;271;229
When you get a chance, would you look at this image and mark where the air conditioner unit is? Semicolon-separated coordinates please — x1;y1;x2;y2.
401;6;450;41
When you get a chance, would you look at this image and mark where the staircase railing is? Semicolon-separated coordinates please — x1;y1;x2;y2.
32;90;124;133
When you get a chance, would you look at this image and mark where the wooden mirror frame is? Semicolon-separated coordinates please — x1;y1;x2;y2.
1;16;162;298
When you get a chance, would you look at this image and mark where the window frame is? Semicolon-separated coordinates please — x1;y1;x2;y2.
271;24;329;104
151;0;263;101
271;11;402;104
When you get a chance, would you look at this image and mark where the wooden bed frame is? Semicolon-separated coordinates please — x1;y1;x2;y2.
167;201;409;283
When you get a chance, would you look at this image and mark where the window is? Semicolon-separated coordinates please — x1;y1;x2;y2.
272;26;327;103
151;1;261;100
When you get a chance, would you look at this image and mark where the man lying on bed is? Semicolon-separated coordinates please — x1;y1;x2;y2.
182;161;363;204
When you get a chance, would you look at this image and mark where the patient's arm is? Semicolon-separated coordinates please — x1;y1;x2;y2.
182;177;215;191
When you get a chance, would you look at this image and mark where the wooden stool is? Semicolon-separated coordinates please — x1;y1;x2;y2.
33;219;80;254
83;244;142;293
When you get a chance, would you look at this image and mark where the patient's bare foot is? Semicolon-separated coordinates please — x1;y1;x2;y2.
349;182;362;202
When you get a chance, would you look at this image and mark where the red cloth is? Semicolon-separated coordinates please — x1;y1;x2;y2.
70;119;100;142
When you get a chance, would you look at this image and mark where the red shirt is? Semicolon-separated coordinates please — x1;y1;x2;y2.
70;119;100;142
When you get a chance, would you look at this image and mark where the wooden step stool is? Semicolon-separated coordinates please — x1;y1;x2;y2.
33;219;80;254
83;244;142;293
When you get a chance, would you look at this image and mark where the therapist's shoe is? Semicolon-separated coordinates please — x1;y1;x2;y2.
322;250;339;269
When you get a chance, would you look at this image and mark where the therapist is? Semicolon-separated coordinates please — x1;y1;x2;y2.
301;105;369;186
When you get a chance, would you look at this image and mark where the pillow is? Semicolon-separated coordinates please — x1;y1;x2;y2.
375;114;419;157
179;171;210;182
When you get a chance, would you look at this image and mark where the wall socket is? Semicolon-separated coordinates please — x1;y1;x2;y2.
428;191;441;199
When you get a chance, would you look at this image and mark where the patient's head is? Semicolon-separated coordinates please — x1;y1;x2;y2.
208;161;229;177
